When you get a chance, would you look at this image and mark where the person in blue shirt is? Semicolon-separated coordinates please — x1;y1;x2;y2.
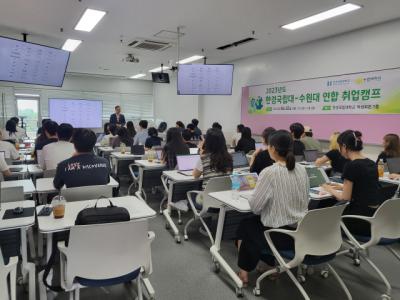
133;120;149;145
109;105;126;126
145;127;163;149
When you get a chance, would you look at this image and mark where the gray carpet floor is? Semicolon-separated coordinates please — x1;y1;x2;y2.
17;180;400;300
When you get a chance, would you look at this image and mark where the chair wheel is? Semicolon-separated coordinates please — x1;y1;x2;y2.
353;259;361;266
235;287;243;297
175;236;181;243
165;223;170;230
184;235;188;241
298;275;306;283
320;270;329;279
381;294;391;300
159;210;163;215
253;287;261;296
17;276;24;285
178;220;183;225
212;262;220;273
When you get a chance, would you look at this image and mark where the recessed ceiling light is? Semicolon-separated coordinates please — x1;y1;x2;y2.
130;74;146;79
177;55;204;64
149;66;171;73
14;93;40;97
62;39;82;52
282;3;361;30
75;8;106;32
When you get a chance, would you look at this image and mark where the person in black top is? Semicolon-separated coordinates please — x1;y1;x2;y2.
162;127;189;169
289;122;306;156
34;121;59;155
157;122;167;134
191;118;202;139
176;121;185;133
182;129;198;148
316;132;349;174
249;127;276;174
235;127;256;154
212;122;222;131
111;127;133;148
376;133;400;163
126;121;136;139
54;128;110;189
145;127;163;149
322;130;380;236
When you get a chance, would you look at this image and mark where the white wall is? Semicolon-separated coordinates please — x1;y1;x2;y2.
199;19;400;155
153;75;199;128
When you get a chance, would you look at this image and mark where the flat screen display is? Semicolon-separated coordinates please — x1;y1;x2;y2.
49;98;102;128
152;72;170;83
177;64;234;95
0;36;70;87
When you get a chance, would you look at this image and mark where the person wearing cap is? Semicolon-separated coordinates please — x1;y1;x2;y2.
301;126;322;152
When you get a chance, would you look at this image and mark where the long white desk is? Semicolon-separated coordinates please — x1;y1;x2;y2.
133;160;166;196
1;179;36;194
35;176;119;194
0;200;36;300
36;196;156;300
380;174;400;185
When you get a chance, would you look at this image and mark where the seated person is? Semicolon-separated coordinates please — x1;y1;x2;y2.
126;121;136;139
1;119;18;142
35;119;50;147
249;127;276;174
0;155;12;178
376;133;400;163
100;124;117;146
289;122;306;156
10;117;27;140
237;130;309;285
193;128;233;190
145;127;162;149
212;122;222;131
42;123;74;170
54;129;111;189
315;132;349;174
111;127;133;148
191;118;202;140
235;127;255;154
301;126;322;151
231;124;244;147
97;122;110;143
176;121;185;133
322;130;381;236
162;127;189;169
0;131;20;160
34;120;59;158
133;120;149;146
182;129;197;148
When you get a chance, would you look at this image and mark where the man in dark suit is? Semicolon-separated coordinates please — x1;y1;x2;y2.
109;105;126;126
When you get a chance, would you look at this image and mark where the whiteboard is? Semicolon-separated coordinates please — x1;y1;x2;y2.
49;98;103;128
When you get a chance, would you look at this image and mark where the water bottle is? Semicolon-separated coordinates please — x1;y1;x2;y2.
120;142;126;154
231;173;241;200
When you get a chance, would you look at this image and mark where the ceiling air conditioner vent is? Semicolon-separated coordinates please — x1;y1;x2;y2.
128;39;172;51
217;37;256;50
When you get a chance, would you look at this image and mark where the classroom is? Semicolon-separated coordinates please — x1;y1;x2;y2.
1;1;400;299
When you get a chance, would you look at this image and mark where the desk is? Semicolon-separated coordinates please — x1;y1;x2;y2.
8;164;28;179
97;146;116;154
1;179;36;195
0;200;36;300
208;190;332;296
36;196;156;300
35;176;119;194
111;152;144;176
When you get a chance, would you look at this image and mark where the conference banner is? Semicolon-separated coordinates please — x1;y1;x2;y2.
247;68;400;115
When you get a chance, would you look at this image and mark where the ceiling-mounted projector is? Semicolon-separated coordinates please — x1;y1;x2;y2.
123;54;139;63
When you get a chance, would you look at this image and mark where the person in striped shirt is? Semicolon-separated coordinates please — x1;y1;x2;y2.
237;130;309;285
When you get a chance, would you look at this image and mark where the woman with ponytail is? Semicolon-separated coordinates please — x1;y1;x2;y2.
322;130;380;236
237;130;309;285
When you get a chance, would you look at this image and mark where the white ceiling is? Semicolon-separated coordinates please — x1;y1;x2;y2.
1;0;400;80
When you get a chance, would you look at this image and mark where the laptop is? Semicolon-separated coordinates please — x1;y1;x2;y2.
176;155;200;176
304;150;319;163
255;143;264;151
232;151;249;170
230;173;258;199
305;167;332;198
131;145;145;155
387;157;400;174
295;155;305;163
189;147;199;155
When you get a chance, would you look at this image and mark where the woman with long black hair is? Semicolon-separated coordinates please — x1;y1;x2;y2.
162;127;189;169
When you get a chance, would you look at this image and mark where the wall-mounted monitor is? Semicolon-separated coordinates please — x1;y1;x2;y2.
0;36;70;87
177;64;234;95
152;72;170;83
49;98;102;128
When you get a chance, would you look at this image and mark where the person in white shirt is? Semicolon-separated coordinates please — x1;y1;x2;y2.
100;124;117;146
0;131;20;160
133;120;149;146
10;117;27;140
0;155;12;180
236;130;309;285
41;123;74;170
1;119;18;142
231;124;244;147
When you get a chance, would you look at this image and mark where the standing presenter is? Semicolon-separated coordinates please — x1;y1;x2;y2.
109;105;126;127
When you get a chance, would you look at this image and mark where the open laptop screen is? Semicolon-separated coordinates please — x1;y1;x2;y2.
304;150;318;162
232;151;249;168
306;167;329;188
387;157;400;174
176;155;200;171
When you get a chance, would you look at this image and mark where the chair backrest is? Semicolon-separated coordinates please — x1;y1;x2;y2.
61;185;112;202
171;180;203;202
65;220;151;288
1;186;24;203
202;176;232;211
43;169;56;178
292;204;347;259
370;198;400;240
142;168;166;189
